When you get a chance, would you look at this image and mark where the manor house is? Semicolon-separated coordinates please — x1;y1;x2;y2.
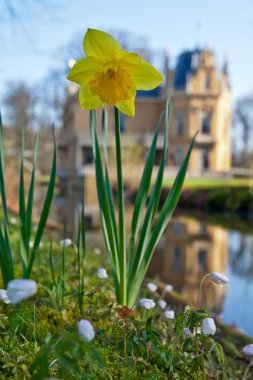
58;48;232;183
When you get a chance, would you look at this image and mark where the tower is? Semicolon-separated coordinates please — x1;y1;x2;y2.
169;48;232;172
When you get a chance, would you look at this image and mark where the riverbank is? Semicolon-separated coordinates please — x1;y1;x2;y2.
161;178;253;218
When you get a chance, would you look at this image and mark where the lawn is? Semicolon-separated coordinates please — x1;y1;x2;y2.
163;177;253;189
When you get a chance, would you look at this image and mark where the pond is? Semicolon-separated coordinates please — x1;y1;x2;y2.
54;192;253;337
147;216;253;338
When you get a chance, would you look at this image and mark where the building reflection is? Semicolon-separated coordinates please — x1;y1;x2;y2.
54;187;229;311
149;216;229;310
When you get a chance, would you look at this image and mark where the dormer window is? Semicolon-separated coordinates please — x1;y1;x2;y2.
191;52;199;69
202;111;211;134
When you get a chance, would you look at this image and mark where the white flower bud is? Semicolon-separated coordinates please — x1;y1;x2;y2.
97;268;108;279
210;272;229;286
165;284;173;292
202;318;216;336
77;319;95;342
147;282;157;293
139;298;156;310
158;300;167;310
0;289;10;304
94;247;101;255
164;309;175;319
7;279;37;304
60;238;72;247
68;59;76;69
242;344;253;356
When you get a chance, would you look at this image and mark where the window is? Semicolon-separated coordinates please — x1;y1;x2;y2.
202;111;211;134
205;75;211;89
198;249;208;272
176;111;184;136
172;246;182;271
201;149;209;170
82;147;93;165
173;221;183;236
120;113;126;133
199;224;207;235
175;145;184;166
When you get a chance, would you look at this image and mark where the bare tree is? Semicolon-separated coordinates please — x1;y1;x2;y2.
0;0;64;52
3;81;36;147
234;95;253;164
36;68;68;129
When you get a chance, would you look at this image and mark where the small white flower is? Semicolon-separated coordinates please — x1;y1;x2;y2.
165;284;173;292
97;268;108;279
94;247;101;255
78;319;95;341
60;238;72;247
0;289;10;304
202;318;216;336
164;309;175;319
139;298;156;310
184;327;201;338
29;241;43;249
7;279;37;304
242;344;253;356
158;300;167;310
147;282;157;293
184;327;194;338
10;217;17;225
210;272;229;286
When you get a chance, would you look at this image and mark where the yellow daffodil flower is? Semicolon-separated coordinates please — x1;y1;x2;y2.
67;28;163;116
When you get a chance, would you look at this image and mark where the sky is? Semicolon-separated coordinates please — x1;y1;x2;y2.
1;0;253;106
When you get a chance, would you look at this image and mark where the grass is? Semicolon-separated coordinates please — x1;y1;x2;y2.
163;177;253;189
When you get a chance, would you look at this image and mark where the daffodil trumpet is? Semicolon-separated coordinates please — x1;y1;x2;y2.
69;28;196;307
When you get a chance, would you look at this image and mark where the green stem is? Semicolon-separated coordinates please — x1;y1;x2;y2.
114;107;126;305
61;234;66;308
243;358;253;380
195;273;210;310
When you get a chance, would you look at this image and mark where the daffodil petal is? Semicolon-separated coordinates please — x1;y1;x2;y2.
83;28;121;62
79;85;104;110
117;96;135;117
67;57;101;85
115;51;141;64
131;59;164;90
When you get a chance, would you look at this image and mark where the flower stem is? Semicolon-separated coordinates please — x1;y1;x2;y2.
114;107;126;305
195;273;210;310
242;358;253;380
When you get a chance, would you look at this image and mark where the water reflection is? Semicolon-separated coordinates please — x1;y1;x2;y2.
223;231;253;337
54;194;253;337
148;216;228;311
